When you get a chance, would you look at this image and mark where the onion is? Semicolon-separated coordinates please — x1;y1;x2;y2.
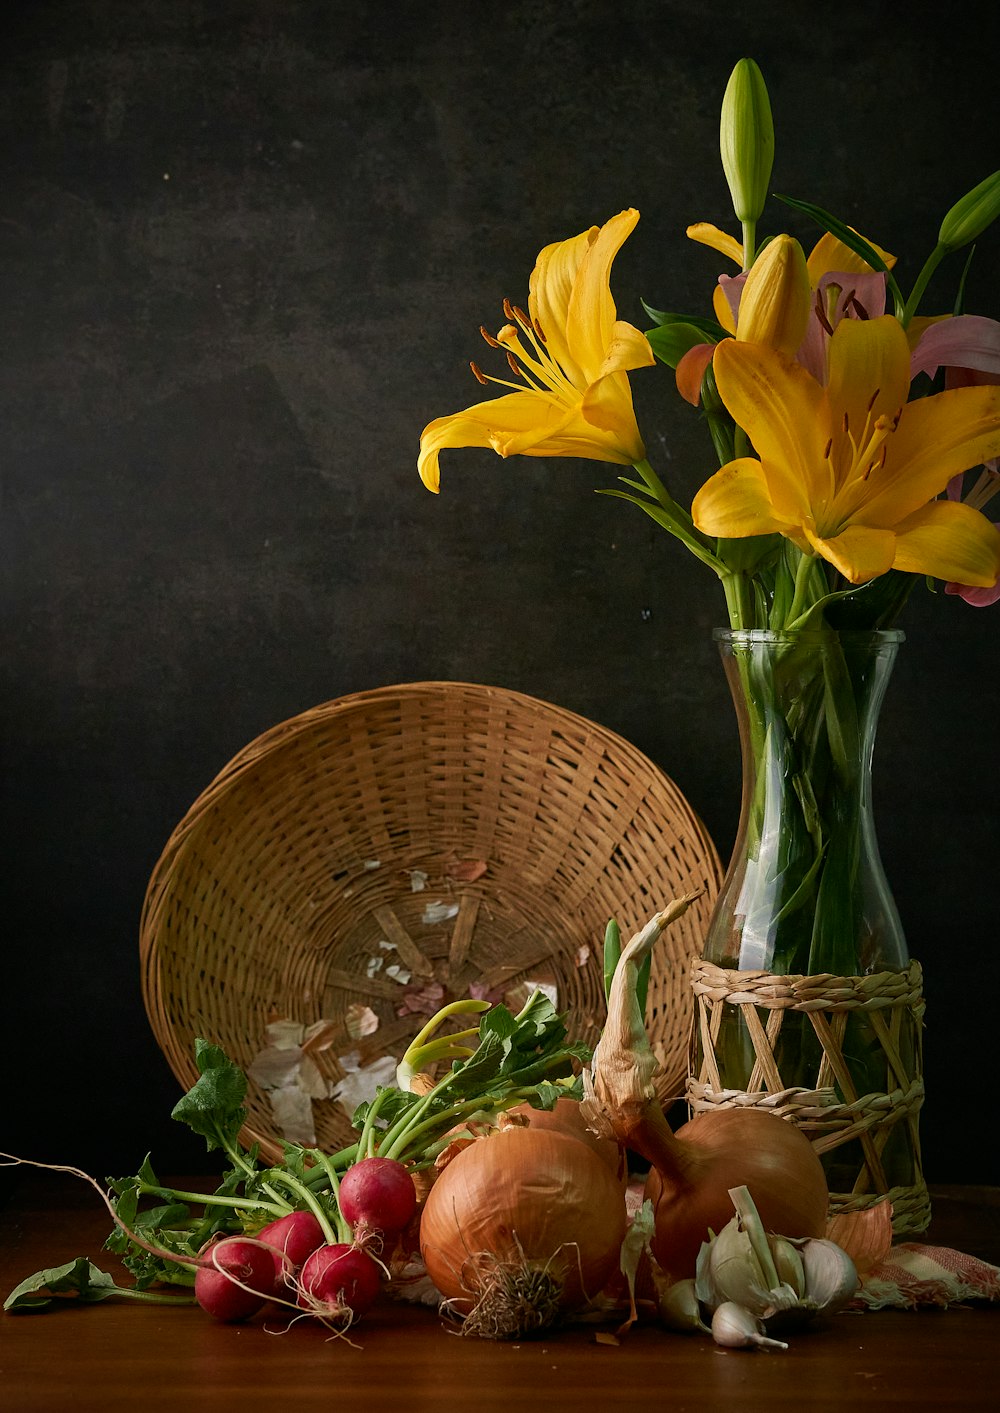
419;1126;627;1338
582;901;829;1282
643;1107;828;1280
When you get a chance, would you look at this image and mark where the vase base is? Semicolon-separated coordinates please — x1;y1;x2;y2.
688;959;928;1236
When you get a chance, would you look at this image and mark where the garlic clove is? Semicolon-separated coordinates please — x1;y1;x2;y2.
798;1238;860;1313
704;1219;765;1307
771;1236;806;1300
656;1276;712;1335
711;1301;788;1351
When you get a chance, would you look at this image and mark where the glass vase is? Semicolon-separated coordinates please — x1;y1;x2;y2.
688;627;929;1233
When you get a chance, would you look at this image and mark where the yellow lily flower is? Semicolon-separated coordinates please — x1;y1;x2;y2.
418;210;654;493
676;225;897;404
691;314;1000;586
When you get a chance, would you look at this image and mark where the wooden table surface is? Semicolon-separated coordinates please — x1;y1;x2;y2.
1;1172;998;1412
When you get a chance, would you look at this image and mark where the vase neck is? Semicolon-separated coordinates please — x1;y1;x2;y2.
705;629;907;976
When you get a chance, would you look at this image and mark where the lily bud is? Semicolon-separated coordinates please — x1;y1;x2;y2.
938;170;1000;251
736;234;810;355
720;58;774;226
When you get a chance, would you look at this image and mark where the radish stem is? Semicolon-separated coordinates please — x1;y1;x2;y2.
356;1087;391;1160
138;1182;287;1219
264;1170;338;1246
310;1151;351;1243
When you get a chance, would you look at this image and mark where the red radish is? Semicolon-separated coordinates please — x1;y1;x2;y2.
194;1237;277;1322
337;1157;417;1239
256;1210;325;1282
296;1243;381;1325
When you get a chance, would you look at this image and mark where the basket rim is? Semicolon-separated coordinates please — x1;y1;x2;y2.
140;678;722;942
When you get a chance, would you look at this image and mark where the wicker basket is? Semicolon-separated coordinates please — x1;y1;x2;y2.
140;681;722;1160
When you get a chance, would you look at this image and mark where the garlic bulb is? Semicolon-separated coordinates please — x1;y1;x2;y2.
695;1187;803;1319
696;1185;859;1335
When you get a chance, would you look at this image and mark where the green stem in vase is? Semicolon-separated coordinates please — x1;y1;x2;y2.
709;626;906;980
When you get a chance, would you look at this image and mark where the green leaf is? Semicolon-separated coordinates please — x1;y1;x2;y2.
105;1155;208;1285
603;919;622;1004
510;989;562;1040
773;194;905;312
645;322;717;369
821;569;914;630
4;1258;121;1312
478;1002;520;1047
524;1080;566;1111
600;489;727;577
445;1030;507;1095
641;302;725;338
134;1202;190;1233
953;245;976;315
189;1165;247;1249
4;1257;196;1312
170;1038;248;1153
352;1086;419;1134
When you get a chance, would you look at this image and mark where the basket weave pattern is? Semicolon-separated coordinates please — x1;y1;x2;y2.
687;959;929;1234
141;682;722;1160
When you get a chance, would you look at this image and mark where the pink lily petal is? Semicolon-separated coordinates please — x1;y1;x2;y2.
796;314;828;384
718;271;746;330
815;269;889;322
945;576;1000;606
911;314;1000;381
798;271;890;383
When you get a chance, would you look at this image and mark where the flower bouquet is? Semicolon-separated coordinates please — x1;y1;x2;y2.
416;60;1000;1229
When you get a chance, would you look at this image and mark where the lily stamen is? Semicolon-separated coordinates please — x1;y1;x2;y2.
814;291;835;337
863;444;889;481
495;320;578;401
966;466;1000;511
480;325;502;348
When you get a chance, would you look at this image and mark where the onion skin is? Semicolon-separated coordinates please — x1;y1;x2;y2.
641;1107;828;1281
419;1127;627;1317
501;1097;628;1187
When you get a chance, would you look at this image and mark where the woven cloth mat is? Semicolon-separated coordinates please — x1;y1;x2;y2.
852;1244;1000;1310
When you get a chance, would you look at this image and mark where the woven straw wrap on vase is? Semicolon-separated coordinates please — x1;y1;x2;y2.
687;960;929;1235
140;681;722;1162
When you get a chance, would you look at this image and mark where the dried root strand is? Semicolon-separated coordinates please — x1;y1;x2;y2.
440;1238;568;1340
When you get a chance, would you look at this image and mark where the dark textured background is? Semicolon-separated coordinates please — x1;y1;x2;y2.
3;1;998;1186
